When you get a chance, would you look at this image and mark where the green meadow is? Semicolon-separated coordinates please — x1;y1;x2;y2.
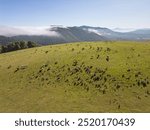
0;41;150;112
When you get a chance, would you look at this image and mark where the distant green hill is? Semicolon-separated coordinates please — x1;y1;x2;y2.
0;41;150;112
1;26;150;45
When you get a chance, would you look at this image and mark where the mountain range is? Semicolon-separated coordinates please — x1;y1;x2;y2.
0;26;150;45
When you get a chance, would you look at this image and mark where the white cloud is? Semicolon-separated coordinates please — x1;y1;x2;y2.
112;28;136;32
86;28;102;35
0;26;60;37
84;28;111;35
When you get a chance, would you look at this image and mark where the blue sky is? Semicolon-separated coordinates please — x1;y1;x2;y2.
0;0;150;29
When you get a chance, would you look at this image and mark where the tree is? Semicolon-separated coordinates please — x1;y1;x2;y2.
0;41;38;53
1;45;7;53
0;46;2;53
14;42;21;50
27;41;37;48
20;41;28;49
7;43;15;52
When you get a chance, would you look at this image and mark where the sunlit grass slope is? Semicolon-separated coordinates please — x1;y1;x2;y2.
0;41;150;112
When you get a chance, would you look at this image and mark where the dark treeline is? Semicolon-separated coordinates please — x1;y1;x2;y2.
0;41;39;53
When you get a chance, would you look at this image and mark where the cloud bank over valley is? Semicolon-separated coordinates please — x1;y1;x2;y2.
0;26;60;37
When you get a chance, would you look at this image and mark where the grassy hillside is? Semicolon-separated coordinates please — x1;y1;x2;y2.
0;41;150;112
